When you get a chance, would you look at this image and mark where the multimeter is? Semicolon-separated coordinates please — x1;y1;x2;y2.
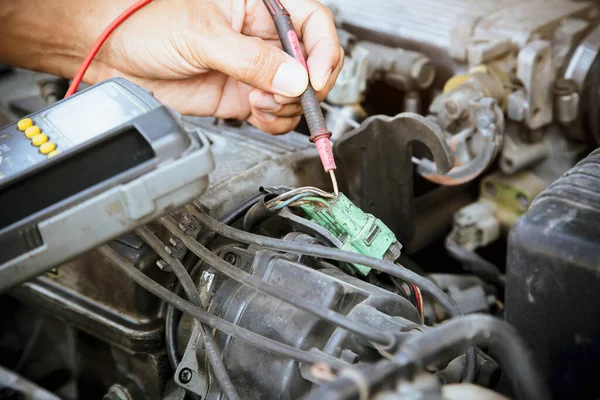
0;78;214;291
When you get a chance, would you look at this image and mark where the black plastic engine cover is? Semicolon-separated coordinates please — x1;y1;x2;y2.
506;148;600;400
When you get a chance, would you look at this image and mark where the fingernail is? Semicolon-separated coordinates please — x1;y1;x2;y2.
272;62;308;97
318;68;333;92
255;110;277;122
252;92;282;111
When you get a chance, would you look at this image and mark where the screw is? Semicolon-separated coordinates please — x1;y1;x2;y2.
179;368;193;384
444;99;460;118
224;253;237;265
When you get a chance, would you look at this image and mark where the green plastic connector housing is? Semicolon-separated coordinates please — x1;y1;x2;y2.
299;193;402;275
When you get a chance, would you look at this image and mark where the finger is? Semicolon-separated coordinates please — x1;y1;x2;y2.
282;0;341;92
249;90;303;118
204;24;308;97
275;48;343;104
315;46;345;101
249;89;282;112
273;94;300;105
248;113;302;135
268;103;303;118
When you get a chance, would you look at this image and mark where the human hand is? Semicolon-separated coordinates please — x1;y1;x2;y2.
86;0;343;134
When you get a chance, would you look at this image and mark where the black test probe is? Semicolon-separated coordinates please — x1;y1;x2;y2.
262;0;339;194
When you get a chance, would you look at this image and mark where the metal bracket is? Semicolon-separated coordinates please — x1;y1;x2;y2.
174;322;208;397
508;40;555;129
417;97;503;186
334;113;453;246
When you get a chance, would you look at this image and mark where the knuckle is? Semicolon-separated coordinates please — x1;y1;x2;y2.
241;39;271;84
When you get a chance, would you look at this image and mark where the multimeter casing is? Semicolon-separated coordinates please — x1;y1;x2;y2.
0;78;214;291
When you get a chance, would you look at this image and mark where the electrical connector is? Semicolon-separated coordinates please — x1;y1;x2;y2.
299;193;402;275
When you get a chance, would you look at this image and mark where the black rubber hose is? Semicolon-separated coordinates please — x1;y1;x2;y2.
186;206;478;381
309;315;548;400
98;245;347;368
199;193;266;244
307;361;398;400
161;216;393;347
166;192;267;369
165;282;181;369
395;315;549;400
188;207;459;316
242;195;277;232
136;227;240;400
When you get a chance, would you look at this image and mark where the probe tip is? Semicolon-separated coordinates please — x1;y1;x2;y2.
329;170;339;196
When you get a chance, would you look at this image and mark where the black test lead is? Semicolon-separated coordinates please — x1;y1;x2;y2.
262;0;339;195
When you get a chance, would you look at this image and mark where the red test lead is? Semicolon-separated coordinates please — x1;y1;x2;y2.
262;0;339;194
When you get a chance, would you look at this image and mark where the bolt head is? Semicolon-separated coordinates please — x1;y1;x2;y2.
179;368;193;384
224;253;237;265
444;99;460;118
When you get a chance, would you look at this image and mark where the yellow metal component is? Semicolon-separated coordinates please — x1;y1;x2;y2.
17;118;34;131
47;149;61;159
480;172;548;230
469;64;488;74
25;125;41;139
32;134;49;146
39;142;56;154
443;75;470;93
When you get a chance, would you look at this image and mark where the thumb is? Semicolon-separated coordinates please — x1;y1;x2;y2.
205;27;308;97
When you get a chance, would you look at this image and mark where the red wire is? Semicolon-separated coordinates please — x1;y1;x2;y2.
410;283;424;321
64;0;153;98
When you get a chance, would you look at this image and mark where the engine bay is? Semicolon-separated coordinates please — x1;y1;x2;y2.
2;0;600;399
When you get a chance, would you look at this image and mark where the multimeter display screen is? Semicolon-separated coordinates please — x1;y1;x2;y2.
45;82;147;146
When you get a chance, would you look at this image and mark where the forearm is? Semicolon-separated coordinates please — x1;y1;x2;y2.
0;0;134;79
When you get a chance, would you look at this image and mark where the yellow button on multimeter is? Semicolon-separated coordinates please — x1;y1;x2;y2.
32;134;49;147
17;118;34;131
39;142;56;154
47;150;61;158
25;126;41;139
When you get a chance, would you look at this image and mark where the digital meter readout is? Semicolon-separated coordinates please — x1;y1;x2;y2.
44;82;147;146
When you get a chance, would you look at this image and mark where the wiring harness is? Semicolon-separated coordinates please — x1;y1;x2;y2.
95;186;551;399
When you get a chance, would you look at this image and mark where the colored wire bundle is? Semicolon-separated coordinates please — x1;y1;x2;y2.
265;186;336;211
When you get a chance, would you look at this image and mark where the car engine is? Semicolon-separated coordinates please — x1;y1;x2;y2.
2;0;600;399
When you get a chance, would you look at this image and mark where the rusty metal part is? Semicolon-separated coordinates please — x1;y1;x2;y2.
417;98;503;186
334;113;453;245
